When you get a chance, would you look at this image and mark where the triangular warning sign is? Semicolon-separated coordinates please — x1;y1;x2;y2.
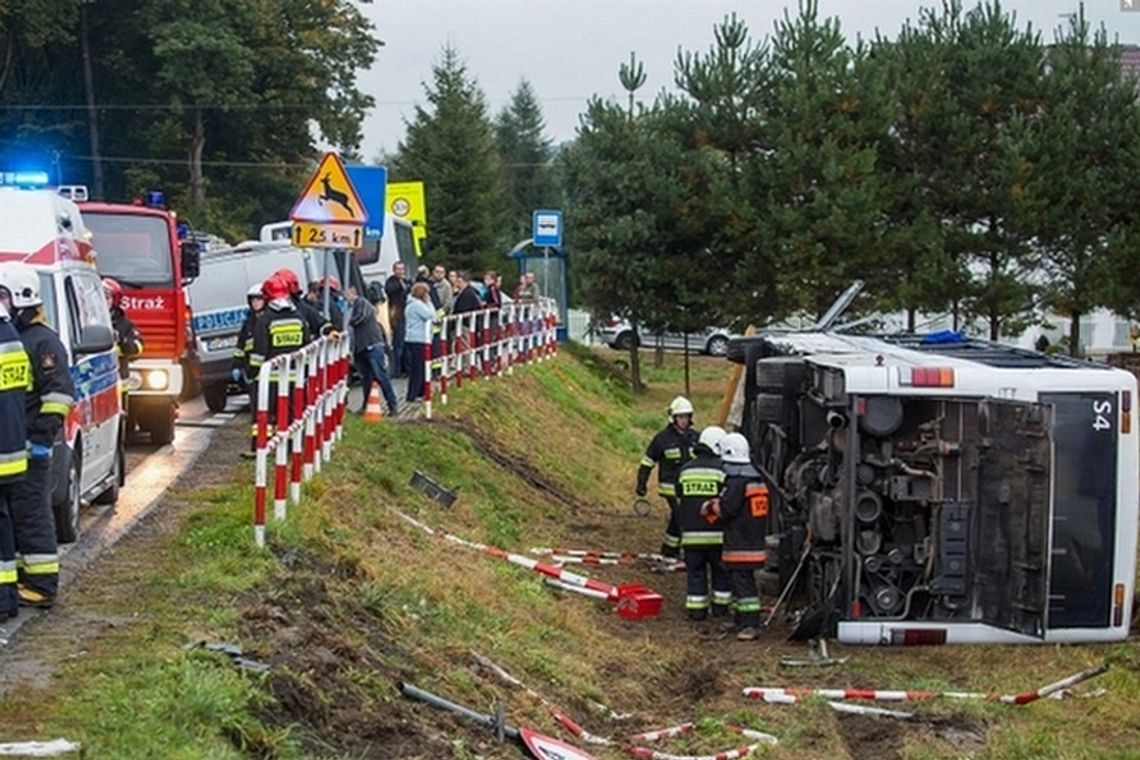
290;152;368;224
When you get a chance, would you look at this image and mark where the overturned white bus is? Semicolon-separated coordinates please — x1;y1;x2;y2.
730;329;1137;645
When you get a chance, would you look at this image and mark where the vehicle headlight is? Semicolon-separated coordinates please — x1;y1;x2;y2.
127;371;143;391
144;369;169;391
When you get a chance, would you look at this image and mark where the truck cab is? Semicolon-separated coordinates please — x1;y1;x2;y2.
0;187;123;543
77;201;200;444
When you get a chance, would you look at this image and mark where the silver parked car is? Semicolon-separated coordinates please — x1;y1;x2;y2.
599;318;735;356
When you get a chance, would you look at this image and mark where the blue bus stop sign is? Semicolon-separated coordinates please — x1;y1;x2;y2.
347;165;388;240
532;209;563;248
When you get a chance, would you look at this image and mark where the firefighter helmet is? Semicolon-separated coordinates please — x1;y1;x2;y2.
0;263;42;307
322;275;341;292
262;274;291;302
668;395;694;421
246;283;264;299
273;267;302;295
720;433;751;465
698;425;727;455
102;277;123;308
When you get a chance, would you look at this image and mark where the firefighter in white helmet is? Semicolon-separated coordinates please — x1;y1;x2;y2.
675;424;730;620
703;432;769;640
0;263;74;608
636;395;697;558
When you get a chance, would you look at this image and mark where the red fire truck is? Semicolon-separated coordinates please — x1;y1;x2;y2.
76;197;201;444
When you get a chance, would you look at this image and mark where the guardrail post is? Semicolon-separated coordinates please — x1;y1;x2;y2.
440;316;451;405
273;355;290;522
423;317;433;420
253;365;271;548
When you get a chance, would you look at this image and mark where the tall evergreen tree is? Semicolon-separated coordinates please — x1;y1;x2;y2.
1023;9;1140;354
395;45;504;274
495;79;553;248
760;1;894;319
917;1;1044;338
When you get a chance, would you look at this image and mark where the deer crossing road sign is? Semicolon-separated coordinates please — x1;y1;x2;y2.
291;152;368;224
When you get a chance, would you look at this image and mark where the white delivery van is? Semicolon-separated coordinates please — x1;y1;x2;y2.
0;188;123;543
188;240;365;412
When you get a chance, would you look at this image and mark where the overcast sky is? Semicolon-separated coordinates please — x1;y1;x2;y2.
355;1;1140;160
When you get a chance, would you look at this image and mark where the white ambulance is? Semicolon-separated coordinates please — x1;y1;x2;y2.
0;185;123;542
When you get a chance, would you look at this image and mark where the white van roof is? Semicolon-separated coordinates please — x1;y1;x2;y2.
0;189;93;268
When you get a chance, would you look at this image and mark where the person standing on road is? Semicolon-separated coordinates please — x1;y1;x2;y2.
636;395;698;559
234;283;267;452
403;282;435;404
385;262;411;378
676;425;730;621
103;277;143;383
346;285;399;417
707;432;769;641
451;272;482;379
0;263;74;608
432;265;454;314
246;274;309;458
0;299;30;621
274;267;325;340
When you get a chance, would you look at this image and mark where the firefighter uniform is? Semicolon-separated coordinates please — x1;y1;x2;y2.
249;300;309;437
676;446;730;620
717;433;770;638
294;295;327;340
637;418;697;558
110;306;143;380
13;315;74;603
0;313;30;619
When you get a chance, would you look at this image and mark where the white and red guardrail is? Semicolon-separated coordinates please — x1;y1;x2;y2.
417;298;559;419
252;334;351;547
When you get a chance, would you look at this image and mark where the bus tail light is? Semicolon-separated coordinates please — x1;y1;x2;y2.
889;628;947;646
1114;583;1126;627
899;367;955;388
1122;391;1132;435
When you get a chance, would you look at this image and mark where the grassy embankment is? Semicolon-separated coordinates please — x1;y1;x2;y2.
0;344;1137;759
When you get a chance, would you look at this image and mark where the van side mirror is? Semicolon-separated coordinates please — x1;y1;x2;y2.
74;323;114;356
366;281;385;304
180;240;201;280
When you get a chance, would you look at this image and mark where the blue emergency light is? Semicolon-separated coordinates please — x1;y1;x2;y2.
146;190;165;209
0;171;50;188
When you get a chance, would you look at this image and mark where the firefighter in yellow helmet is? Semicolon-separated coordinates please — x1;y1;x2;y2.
636;395;697;558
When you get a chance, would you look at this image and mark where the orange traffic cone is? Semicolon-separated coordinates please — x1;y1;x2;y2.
363;382;384;423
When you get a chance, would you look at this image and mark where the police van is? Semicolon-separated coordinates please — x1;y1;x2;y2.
0;185;123;543
189;240;365;412
731;325;1138;645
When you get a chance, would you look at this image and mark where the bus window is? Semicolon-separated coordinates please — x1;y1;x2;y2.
85;213;173;286
394;222;416;272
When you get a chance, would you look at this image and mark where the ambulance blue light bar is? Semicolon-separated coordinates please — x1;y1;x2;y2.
0;171;49;188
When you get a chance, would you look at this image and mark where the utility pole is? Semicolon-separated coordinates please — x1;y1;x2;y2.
79;1;105;198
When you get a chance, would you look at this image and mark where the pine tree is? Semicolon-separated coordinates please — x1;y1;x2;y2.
760;1;894;319
395;45;504;274
1024;9;1140;354
495;79;554;248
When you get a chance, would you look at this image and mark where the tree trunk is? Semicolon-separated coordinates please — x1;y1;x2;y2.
988;250;1000;341
189;109;206;211
1069;309;1082;358
80;5;104;199
907;307;916;333
654;335;664;368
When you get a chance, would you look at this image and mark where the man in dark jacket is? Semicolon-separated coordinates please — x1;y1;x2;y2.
347;286;398;417
273;267;325;340
676;425;730;620
636;395;698;558
102;278;143;382
0;263;75;607
709;432;769;641
451;272;483;379
384;262;411;377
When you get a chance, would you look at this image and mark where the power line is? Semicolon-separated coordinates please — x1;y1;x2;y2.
0;95;596;111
